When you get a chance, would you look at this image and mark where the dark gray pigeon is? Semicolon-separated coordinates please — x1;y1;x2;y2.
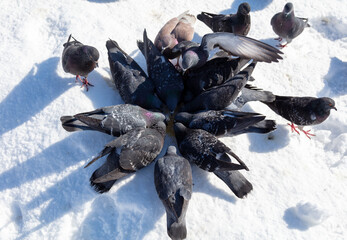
180;62;256;112
183;57;251;97
271;2;310;47
171;32;283;71
60;104;165;136
106;39;164;111
197;2;251;36
154;146;193;240
62;34;99;91
85;122;166;181
175;110;276;137
263;96;336;138
154;11;196;59
137;29;184;112
174;123;249;172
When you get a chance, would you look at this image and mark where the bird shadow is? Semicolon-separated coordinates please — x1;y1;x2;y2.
12;131;114;239
248;124;290;153
283;207;309;231
190;165;237;204
0;131;112;192
318;57;347;97
221;0;273;14
310;16;347;41
0;57;115;136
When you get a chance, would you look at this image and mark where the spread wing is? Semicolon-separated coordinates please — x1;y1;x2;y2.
201;32;283;63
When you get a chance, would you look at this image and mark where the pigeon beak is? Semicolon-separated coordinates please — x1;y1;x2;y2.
95;61;99;68
332;106;337;111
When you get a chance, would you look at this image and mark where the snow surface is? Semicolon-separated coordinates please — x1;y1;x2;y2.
0;0;347;239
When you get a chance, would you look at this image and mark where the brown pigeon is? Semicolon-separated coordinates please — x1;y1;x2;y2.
271;2;310;48
62;34;99;91
154;11;196;59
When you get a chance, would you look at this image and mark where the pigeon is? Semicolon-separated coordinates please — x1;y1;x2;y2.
62;34;99;91
197;2;251;36
106;39;164;110
183;57;251;97
60;104;166;136
175;110;276;137
137;29;184;112
154;146;193;240
180;62;256;112
174;122;249;172
271;2;310;47
263;96;336;138
154;11;196;59
171;32;283;71
85;121;166;181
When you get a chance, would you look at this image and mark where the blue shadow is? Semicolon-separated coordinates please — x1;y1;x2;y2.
318;57;347;97
283;207;309;231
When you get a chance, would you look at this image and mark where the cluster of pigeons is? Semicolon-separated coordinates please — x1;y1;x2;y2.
60;2;336;239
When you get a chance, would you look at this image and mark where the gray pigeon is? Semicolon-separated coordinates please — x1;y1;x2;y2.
263;96;336;138
154;146;193;240
137;29;184;112
180;62;256;112
60;104;165;136
106;39;164;110
62;34;99;91
183;57;251;97
197;2;251;36
172;32;283;71
174;123;249;172
271;2;310;47
85;122;166;180
175;110;276;137
155;11;196;59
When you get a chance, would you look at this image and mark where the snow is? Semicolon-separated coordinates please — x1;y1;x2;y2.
0;0;347;239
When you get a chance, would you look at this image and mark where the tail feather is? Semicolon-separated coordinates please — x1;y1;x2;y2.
246;120;276;134
168;221;187;240
234;84;275;109
214;170;253;198
60;116;93;132
197;12;214;29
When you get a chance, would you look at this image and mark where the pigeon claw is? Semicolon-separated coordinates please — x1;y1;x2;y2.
301;129;315;140
75;75;94;91
287;122;300;135
276;43;287;48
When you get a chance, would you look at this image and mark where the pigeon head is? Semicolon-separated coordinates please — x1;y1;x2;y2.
320;97;337;112
311;97;337;122
166;145;177;156
175;112;193;126
181;50;200;71
143;110;166;126
283;2;294;17
238;2;251;15
173;122;188;143
159;35;178;53
151;121;167;137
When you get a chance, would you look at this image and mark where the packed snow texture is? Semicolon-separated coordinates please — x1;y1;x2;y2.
0;0;347;240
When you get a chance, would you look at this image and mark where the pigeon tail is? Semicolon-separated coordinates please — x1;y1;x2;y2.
168;221;187;240
214;170;253;198
60;115;96;132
